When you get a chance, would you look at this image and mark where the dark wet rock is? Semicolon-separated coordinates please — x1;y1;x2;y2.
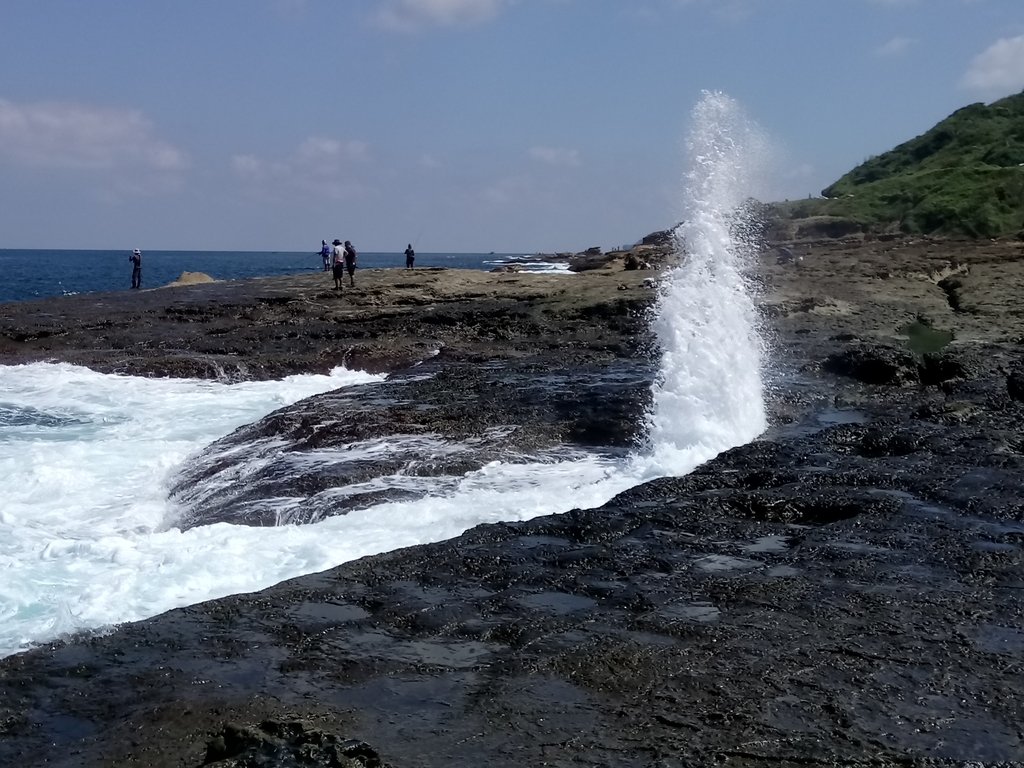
641;229;674;246
822;421;933;457
1009;365;1024;401
0;268;657;379
203;720;387;767
919;348;975;384
2;236;1024;766
566;251;617;272
3;376;1024;765
822;343;921;385
170;359;651;528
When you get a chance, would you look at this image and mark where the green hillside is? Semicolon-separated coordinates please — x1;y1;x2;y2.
774;91;1024;238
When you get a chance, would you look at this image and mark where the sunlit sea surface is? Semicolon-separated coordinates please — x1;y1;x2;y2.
0;250;570;304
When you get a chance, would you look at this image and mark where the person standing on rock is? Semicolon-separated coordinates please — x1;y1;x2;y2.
404;243;415;269
331;239;345;291
319;239;332;272
129;249;142;289
344;241;357;287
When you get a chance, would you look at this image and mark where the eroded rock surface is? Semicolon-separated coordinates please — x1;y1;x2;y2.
0;266;656;379
0;237;1022;766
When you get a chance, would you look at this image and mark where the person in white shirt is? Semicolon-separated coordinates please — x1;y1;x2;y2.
331;239;345;290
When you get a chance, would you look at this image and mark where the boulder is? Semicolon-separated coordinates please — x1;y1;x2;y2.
822;344;920;385
1008;366;1024;401
641;229;675;247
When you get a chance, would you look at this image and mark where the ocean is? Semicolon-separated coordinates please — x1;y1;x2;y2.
0;92;766;659
0;250;569;305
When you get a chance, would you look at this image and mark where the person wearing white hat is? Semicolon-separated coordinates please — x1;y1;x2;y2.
129;249;142;289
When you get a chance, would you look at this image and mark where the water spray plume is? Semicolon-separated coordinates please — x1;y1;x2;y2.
642;91;768;476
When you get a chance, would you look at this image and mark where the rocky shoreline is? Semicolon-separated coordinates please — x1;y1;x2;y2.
0;263;657;379
0;236;1022;766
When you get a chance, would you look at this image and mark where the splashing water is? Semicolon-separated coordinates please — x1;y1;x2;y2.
640;91;768;476
0;92;769;657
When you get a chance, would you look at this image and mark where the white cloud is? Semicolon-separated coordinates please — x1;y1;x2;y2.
231;136;371;200
960;35;1024;98
0;98;189;173
874;36;915;57
231;154;263;176
293;136;371;169
528;145;581;167
373;0;506;31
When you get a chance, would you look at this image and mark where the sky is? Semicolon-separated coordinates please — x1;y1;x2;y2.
1;0;1022;253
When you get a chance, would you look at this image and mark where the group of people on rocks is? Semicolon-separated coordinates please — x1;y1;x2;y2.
317;240;417;289
319;239;358;290
126;239;415;292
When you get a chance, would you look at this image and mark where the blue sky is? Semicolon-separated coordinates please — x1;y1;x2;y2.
1;0;1021;252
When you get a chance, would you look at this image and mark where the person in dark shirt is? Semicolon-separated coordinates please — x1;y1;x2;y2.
343;241;357;287
404;243;415;269
129;249;142;289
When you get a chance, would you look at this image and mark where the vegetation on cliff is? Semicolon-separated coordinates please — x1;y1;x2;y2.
772;90;1024;239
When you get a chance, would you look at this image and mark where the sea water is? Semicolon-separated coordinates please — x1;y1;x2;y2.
0;92;768;658
0;250;563;304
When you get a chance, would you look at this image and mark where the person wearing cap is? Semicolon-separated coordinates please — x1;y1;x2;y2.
319;239;331;271
129;249;142;289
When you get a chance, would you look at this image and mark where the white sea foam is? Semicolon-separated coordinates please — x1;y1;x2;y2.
0;92;769;658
